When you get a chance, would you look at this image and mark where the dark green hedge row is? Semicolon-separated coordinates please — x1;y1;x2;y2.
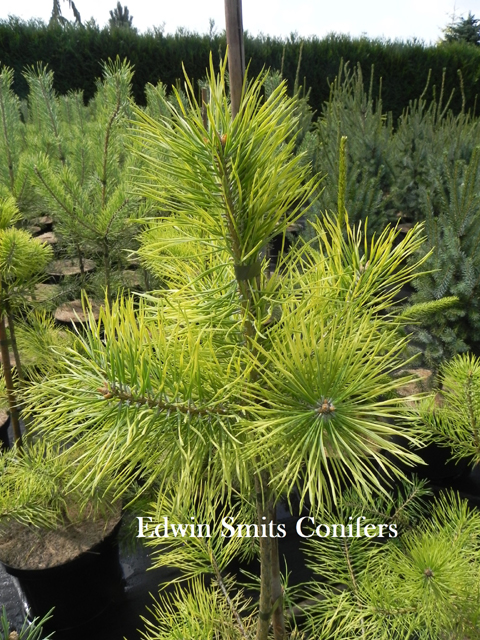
2;18;480;120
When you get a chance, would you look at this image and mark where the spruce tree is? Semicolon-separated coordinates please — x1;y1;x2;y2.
442;12;480;46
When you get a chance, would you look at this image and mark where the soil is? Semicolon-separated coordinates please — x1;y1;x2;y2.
31;216;53;227
395;368;433;398
46;258;95;277
27;283;62;303
120;270;143;288
36;231;57;245
0;503;121;570
54;299;102;323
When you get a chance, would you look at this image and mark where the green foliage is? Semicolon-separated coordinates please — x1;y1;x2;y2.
49;0;82;27
3;19;480;121
15;311;75;379
388;68;480;226
0;199;53;313
144;81;171;121
21;58;436;638
145;487;259;583
0;605;53;640
302;62;394;230
442;12;480;46
0;442;116;529
409;149;480;366
301;485;480;639
0;196;21;229
109;2;134;31
0;68;29;201
0;194;53;445
141;577;255;640
25;62;429;507
302;61;480;237
0;21;478;640
0;227;52;293
390;87;445;225
133;57;316;267
399;296;459;321
417;352;480;464
23;63;66;163
30;58;140;300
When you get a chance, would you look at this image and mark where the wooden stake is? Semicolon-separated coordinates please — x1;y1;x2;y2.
224;0;245;118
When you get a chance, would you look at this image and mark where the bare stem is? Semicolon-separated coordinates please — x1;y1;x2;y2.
0;311;21;446
255;473;273;640
210;551;250;639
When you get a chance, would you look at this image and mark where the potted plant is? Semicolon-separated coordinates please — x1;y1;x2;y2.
0;66;35;221
299;479;480;639
0;196;53;446
24;58;434;639
0;441;122;633
28;59;141;308
417;351;480;470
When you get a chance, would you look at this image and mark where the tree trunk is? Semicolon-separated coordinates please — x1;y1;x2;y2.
0;313;22;446
255;473;286;640
255;473;273;640
271;520;285;640
5;301;24;386
224;0;245;118
103;237;111;304
201;87;209;130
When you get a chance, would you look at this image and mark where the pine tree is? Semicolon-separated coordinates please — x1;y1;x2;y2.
28;59;140;301
301;483;480;638
25;57;431;639
49;0;82;26
0;66;39;221
108;2;134;30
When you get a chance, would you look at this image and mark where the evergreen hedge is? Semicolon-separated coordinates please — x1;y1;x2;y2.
2;18;480;120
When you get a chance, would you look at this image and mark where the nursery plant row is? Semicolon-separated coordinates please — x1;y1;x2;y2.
0;55;480;639
1;56;480;364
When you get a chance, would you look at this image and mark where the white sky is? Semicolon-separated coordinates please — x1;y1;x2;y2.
1;1;480;44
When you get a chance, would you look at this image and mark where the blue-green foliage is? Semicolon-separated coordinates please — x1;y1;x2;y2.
300;62;394;233
410;149;480;366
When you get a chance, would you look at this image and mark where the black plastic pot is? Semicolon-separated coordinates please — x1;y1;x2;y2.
378;434;471;485
0;413;10;451
3;520;124;633
415;442;470;482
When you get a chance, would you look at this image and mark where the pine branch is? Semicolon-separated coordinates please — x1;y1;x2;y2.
101;100;122;208
33;165;98;235
210;550;250;639
96;383;229;416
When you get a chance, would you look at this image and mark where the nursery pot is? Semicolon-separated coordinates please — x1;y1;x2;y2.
3;519;123;633
0;413;9;451
379;434;470;484
415;442;470;482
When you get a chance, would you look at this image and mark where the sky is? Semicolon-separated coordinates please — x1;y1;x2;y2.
1;0;480;44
